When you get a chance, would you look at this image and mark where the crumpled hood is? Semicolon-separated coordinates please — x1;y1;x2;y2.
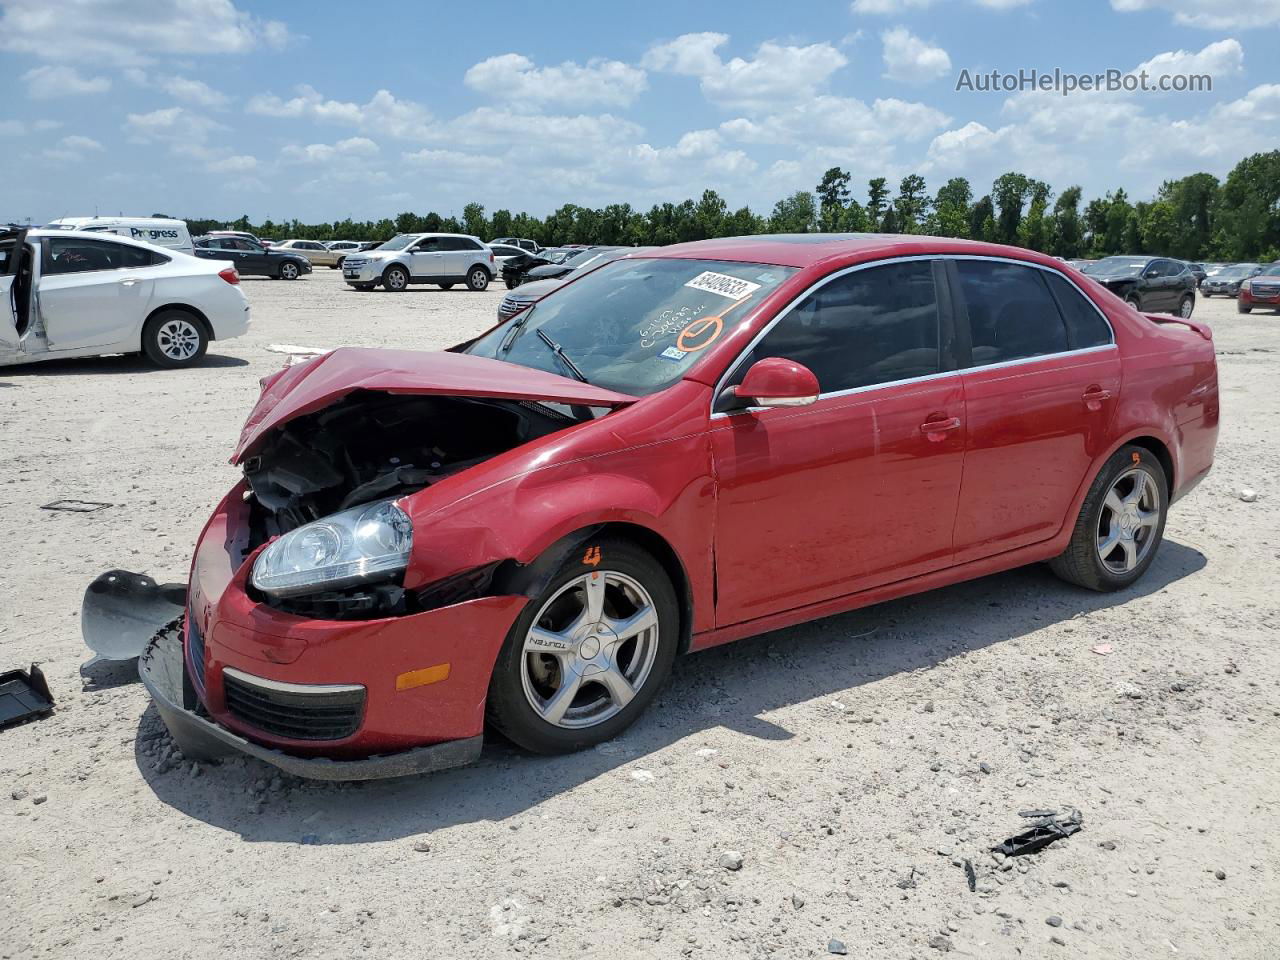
232;347;637;464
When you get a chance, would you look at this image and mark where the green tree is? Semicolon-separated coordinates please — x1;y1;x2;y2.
932;177;972;238
816;167;852;231
969;195;995;242
768;191;817;233
866;177;890;230
1016;181;1052;251
1213;150;1280;260
1048;186;1084;258
992;172;1032;244
693;189;728;239
462;202;488;239
490;208;513;239
894;174;929;233
1156;173;1218;259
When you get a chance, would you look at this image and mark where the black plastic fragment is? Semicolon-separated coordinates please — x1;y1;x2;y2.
963;858;977;892
41;499;113;512
992;808;1083;858
1018;808;1057;819
0;664;54;730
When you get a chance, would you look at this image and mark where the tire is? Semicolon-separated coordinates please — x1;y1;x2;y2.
467;266;491;291
336;257;346;270
1049;444;1168;592
383;265;409;292
1177;294;1194;318
438;283;454;290
504;278;517;290
1201;291;1211;298
1125;293;1142;310
279;261;300;281
351;283;375;291
1238;302;1252;314
141;310;208;369
486;536;679;754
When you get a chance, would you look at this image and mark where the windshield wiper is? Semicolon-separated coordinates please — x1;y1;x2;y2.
536;329;589;382
499;305;535;354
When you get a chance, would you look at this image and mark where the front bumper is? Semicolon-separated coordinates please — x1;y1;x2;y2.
172;487;529;773
342;260;383;283
1240;286;1280;306
139;628;483;780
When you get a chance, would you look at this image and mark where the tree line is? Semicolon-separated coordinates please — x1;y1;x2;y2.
185;149;1280;263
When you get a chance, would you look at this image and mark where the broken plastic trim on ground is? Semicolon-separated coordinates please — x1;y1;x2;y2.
992;808;1084;858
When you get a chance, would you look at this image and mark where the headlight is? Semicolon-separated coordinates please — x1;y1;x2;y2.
1240;280;1251;292
251;499;413;598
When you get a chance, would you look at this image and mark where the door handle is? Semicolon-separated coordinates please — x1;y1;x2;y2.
118;277;140;286
1082;386;1112;411
920;417;961;441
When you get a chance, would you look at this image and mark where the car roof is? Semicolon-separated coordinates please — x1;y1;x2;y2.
23;227;187;252
642;233;1073;270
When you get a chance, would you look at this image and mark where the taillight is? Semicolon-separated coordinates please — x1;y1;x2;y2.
218;266;240;285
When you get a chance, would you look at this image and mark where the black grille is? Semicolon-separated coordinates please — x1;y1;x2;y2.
222;670;365;741
187;614;206;691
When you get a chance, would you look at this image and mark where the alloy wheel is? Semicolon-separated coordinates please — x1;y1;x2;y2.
520;571;660;729
156;318;201;362
1096;467;1160;574
1179;297;1194;318
281;262;298;280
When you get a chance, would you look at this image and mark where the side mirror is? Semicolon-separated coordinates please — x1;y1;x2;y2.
730;358;820;409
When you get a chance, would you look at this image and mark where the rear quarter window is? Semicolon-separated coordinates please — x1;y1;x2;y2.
1043;272;1112;349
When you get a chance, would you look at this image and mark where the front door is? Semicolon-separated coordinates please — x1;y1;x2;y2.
39;236;154;350
948;258;1121;563
409;237;444;279
0;229;26;349
711;259;966;625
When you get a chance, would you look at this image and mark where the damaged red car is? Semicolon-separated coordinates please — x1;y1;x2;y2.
130;235;1219;780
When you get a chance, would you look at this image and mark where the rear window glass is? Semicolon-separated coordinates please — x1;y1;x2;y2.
1043;272;1112;349
956;260;1069;365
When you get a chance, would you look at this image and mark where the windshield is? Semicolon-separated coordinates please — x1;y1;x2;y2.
1083;257;1147;275
1223;264;1261;277
1259;264;1280;277
377;234;420;252
466;258;796;395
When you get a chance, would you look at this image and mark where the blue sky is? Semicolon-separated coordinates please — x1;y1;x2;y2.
2;0;1278;224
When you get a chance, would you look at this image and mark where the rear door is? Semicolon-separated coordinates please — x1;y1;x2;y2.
0;230;26;349
39;236;157;350
949;258;1120;563
711;258;966;624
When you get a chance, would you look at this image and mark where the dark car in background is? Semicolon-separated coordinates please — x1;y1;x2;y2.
523;246;652;284
1238;263;1280;314
1186;262;1207;283
1201;262;1262;298
1081;256;1196;317
194;236;313;280
501;247;587;289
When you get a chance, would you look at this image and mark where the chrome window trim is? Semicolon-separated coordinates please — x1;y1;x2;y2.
709;252;1116;420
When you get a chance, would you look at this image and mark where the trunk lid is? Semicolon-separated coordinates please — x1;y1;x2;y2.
232;347;636;463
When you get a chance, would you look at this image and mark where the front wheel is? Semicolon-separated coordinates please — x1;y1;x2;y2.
1177;294;1194;318
1125;294;1142;311
141;311;208;368
486;537;679;754
467;266;490;291
1049;445;1167;592
1238;302;1252;314
279;261;300;281
383;265;409;292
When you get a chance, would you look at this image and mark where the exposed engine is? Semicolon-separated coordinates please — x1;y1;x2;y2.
242;390;577;547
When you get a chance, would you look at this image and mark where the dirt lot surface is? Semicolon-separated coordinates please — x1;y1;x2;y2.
1;271;1276;960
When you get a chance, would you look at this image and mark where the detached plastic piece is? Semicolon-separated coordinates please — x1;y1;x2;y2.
992;808;1084;858
81;569;186;667
0;664;54;730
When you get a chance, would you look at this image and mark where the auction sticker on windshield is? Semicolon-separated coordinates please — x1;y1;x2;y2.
685;271;761;301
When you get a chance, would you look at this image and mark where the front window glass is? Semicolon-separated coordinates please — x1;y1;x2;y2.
466;258;796;395
378;234;420;252
1083;257;1147;276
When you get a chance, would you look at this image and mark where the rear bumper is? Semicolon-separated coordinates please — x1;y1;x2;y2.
139;628;482;780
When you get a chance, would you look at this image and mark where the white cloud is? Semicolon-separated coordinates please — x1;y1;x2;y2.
206;154;257;173
247;86;432;140
0;0;290;64
1211;83;1280;123
644;33;848;111
280;137;380;164
881;28;951;84
42;134;104;162
123;107;224;148
1135;38;1243;85
1111;0;1280;28
161;76;232;108
853;0;1031;10
0;120;24;136
21;65;110;99
464;53;647;108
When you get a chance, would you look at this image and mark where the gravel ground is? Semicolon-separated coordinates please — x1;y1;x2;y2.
0;271;1276;960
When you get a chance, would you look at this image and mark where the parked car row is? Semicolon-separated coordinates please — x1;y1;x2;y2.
1080;256;1200;318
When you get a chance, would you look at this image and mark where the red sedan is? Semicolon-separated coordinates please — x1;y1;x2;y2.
141;234;1219;780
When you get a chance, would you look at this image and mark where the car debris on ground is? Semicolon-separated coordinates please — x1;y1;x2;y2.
0;664;54;730
992;808;1084;858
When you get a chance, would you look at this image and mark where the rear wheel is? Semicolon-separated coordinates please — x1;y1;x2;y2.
467;266;491;291
279;261;300;281
1177;294;1194;318
438;283;454;290
1050;445;1167;592
487;537;679;754
351;283;375;291
141;311;208;368
1125;293;1142;310
383;265;409;292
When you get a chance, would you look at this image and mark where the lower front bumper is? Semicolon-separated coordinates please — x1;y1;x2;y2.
139;628;482;781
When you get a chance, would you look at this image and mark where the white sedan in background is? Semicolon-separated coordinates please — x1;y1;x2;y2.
0;227;250;369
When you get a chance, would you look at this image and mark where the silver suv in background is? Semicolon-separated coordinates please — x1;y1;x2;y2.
342;233;494;292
